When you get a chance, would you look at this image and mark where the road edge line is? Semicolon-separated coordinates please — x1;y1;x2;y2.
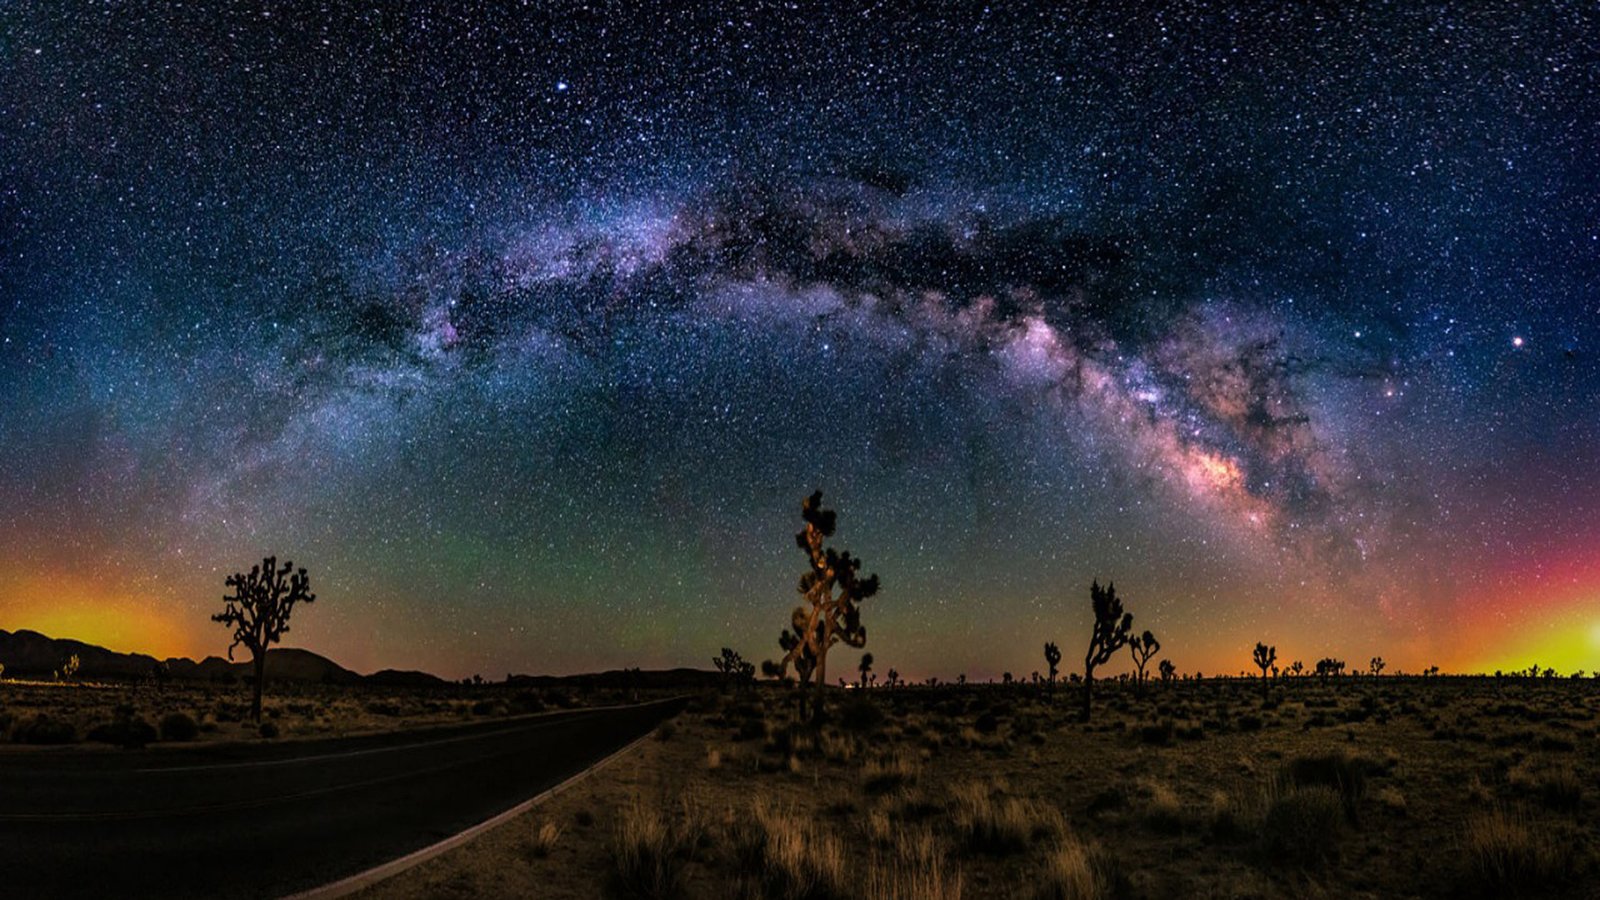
280;701;681;900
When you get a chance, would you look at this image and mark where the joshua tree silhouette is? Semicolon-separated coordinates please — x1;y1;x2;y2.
1252;642;1276;701
212;556;316;722
770;491;880;722
1369;656;1386;677
1158;658;1176;684
858;652;874;688
1129;630;1160;693
1082;580;1134;722
1044;641;1062;687
713;648;755;691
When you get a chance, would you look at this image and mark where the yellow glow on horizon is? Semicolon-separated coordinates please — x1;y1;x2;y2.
0;570;198;660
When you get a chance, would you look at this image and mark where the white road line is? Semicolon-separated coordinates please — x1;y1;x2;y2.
280;713;674;900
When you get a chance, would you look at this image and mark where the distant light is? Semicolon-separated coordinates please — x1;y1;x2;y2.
1512;336;1525;348
555;81;569;92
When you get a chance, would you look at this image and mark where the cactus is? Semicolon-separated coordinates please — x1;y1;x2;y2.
1043;641;1062;686
212;556;316;722
771;491;880;722
1129;630;1161;693
1082;580;1134;722
1158;658;1176;684
1252;643;1276;701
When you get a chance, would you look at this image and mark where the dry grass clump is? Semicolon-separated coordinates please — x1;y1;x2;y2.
950;780;1063;855
524;821;563;860
705;747;722;770
1374;785;1407;815
734;800;848;900
863;750;920;794
865;828;963;900
1137;778;1184;833
1034;833;1121;900
1284;749;1367;821
608;797;703;899
1257;777;1344;865
1459;805;1569;897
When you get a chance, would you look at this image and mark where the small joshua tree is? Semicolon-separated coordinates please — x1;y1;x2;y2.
1369;656;1385;678
858;652;874;689
885;668;899;688
771;491;880;723
1129;630;1160;693
1082;580;1134;722
1158;658;1176;684
713;648;755;692
57;654;81;683
1044;641;1062;687
1252;642;1276;701
1288;660;1304;677
213;556;316;722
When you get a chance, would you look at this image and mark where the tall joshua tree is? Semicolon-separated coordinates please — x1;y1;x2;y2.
1044;642;1062;687
1129;630;1160;693
1252;642;1276;702
1082;580;1134;722
213;556;315;722
771;491;880;722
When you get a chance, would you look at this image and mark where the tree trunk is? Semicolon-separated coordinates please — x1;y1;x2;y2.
1081;668;1095;722
252;653;266;722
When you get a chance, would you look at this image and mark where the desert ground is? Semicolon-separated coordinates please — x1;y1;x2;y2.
0;677;633;747
355;675;1598;900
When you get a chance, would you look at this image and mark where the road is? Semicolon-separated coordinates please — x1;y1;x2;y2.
0;697;685;899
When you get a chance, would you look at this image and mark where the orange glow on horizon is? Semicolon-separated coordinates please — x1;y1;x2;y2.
0;570;201;661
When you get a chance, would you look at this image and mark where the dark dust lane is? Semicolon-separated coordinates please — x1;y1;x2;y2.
0;697;685;899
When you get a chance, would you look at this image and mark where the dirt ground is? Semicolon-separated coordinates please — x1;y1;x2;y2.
0;678;619;747
361;676;1598;900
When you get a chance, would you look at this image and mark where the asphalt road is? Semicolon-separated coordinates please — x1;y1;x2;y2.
0;696;686;899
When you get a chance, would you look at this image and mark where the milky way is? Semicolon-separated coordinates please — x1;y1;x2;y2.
3;3;1598;678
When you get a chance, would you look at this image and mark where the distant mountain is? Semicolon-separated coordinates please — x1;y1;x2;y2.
365;668;450;688
0;629;360;685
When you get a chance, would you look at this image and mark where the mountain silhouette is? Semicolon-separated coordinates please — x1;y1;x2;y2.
0;629;376;685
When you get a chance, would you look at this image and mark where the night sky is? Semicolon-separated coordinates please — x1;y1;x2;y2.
3;3;1598;680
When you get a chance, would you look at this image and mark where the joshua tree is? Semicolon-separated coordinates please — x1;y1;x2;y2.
885;668;899;688
770;491;880;722
1314;657;1346;682
57;653;81;683
1129;630;1160;693
858;652;874;689
713;648;755;692
1044;641;1062;686
1369;656;1386;678
1158;658;1176;684
213;555;316;722
1082;580;1134;722
1288;660;1304;677
1252;643;1276;701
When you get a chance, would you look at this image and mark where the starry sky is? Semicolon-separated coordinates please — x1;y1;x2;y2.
3;3;1598;680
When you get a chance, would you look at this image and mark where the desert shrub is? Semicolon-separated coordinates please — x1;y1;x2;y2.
259;720;280;739
16;714;77;744
655;721;677;741
974;710;1000;734
1375;786;1408;815
609;799;700;899
736;716;767;742
1237;713;1264;731
510;690;547;715
734;801;847;900
1259;779;1344;865
1138;720;1174;745
866;829;962;900
1285;750;1367;821
705;747;722;770
1511;763;1584;812
1459;806;1569;897
1035;834;1122;900
951;780;1062;855
365;700;403;717
863;752;919;794
839;698;885;733
471;699;507;716
88;716;158;748
158;712;200;742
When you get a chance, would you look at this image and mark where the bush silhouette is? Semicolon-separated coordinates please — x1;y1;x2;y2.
159;712;201;741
